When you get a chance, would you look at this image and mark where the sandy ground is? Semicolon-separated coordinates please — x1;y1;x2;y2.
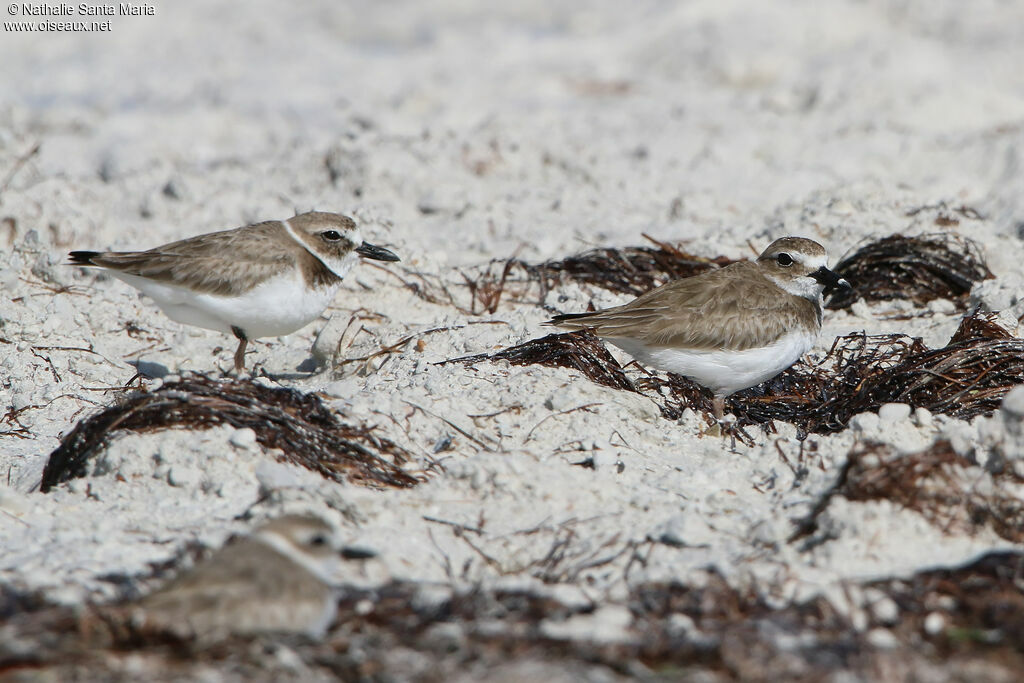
2;0;1024;678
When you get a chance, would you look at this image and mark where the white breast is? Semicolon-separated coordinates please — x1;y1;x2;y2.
608;329;818;397
111;270;341;339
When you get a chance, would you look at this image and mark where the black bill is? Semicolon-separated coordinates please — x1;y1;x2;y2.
356;241;400;262
340;545;379;560
810;266;851;291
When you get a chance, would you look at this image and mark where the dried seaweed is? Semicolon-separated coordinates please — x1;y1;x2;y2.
844;442;1024;543
793;440;1024;545
448;330;636;393
9;553;1024;680
464;238;728;312
456;311;1024;436
676;312;1024;432
395;232;992;320
391;237;731;315
521;236;731;298
871;551;1024;652
41;376;418;492
828;233;993;309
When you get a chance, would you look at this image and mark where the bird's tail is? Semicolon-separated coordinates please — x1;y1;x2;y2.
68;251;101;266
545;310;598;328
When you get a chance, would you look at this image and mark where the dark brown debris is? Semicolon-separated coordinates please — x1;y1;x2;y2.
459;241;724;314
792;440;1024;545
842;442;1024;544
520;235;732;298
390;236;733;315
870;551;1024;660
828;233;993;310
447;330;635;394
9;555;1024;681
719;310;1023;434
429;232;994;318
454;311;1024;437
41;376;418;492
390;232;996;325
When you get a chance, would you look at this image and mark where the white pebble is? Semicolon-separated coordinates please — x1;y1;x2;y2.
591;449;620;471
927;298;956;315
850;411;880;433
545;390;574;412
912;407;933;428
866;628;899;649
878;403;911;423
10;392;33;412
229;427;258;449
850;300;872;318
254;461;311;491
1001;385;1024;420
870;596;899;625
167;465;202;488
923;611;946;635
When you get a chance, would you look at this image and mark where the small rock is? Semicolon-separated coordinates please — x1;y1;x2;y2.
271;645;304;672
942;422;976;458
970;277;1022;313
870;596;899;625
866;628;899;649
544;390;575;412
923;611;946;636
667;613;698;637
229;428;258;449
1001;385;1024;421
850;300;872;318
995;310;1020;335
655;513;716;548
254;461;313;492
913;407;933;428
927;298;957;315
878;403;911;423
850;411;880;433
10;391;33;412
167;465;202;489
676;407;702;430
540;605;633;643
590;449;619;471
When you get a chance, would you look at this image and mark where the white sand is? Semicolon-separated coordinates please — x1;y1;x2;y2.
2;0;1024;643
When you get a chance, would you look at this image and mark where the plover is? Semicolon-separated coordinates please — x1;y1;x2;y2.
69;211;399;374
547;237;850;420
132;515;368;642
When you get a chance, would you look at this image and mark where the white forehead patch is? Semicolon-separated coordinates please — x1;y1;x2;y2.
797;252;828;270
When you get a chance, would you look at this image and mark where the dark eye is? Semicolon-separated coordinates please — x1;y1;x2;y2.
309;534;329;547
776;253;793;267
321;230;343;241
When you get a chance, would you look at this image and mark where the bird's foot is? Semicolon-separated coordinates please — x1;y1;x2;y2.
702;413;737;438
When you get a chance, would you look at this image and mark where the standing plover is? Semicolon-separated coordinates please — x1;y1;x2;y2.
547;237;850;419
70;211;399;373
132;515;366;642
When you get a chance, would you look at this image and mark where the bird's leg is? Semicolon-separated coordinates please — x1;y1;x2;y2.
230;326;248;376
703;396;735;438
712;397;725;421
